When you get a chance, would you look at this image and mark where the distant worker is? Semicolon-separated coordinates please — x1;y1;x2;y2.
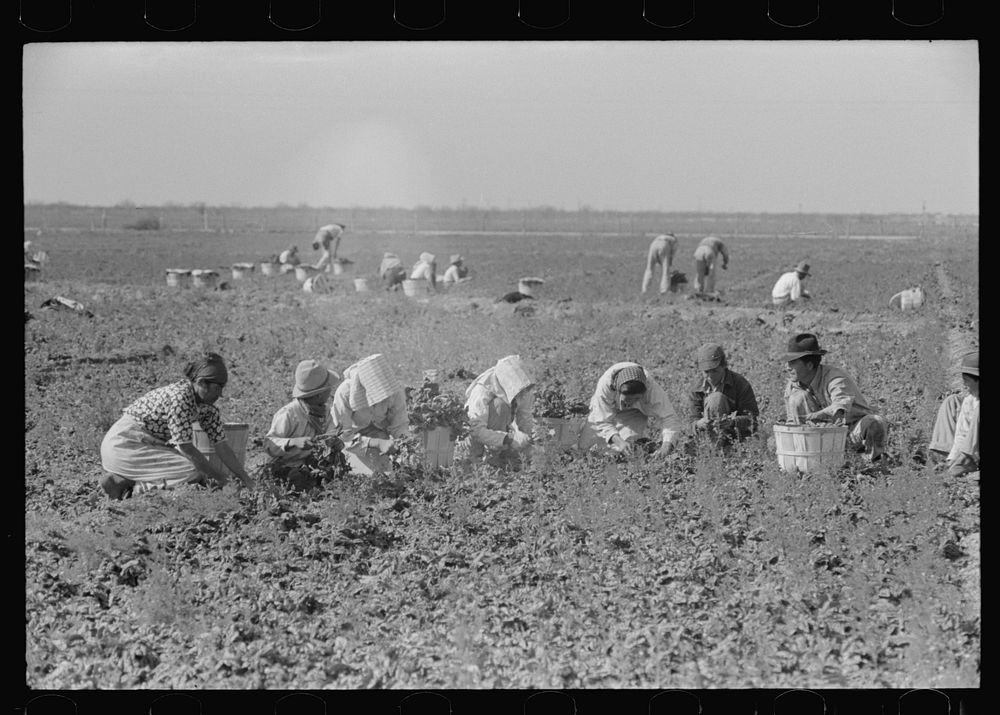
641;233;678;294
312;223;345;272
771;261;812;307
693;235;729;295
926;350;979;476
278;245;301;274
688;343;760;446
578;361;684;458
379;252;407;291
459;354;536;469
410;252;438;291
497;277;544;304
782;333;889;462
442;254;471;286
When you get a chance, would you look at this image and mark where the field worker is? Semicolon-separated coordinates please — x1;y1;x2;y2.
379;252;407;291
278;245;301;271
688;343;760;445
771;261;812;307
926;350;979;476
264;360;342;462
331;353;409;475
641;233;677;294
24;240;35;263
578;362;684;458
783;333;889;462
98;352;254;500
442;254;471;286
410;252;439;291
312;223;345;272
692;235;729;295
458;355;536;468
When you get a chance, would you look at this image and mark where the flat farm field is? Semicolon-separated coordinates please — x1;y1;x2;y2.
24;227;979;689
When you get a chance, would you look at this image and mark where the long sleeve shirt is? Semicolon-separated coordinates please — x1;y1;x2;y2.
265;399;325;457
587;363;684;446
771;271;808;301
784;364;877;426
948;393;979;463
687;369;760;424
443;264;468;284
330;383;409;442
466;383;534;449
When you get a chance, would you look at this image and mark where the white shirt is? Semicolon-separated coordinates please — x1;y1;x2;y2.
772;271;808;301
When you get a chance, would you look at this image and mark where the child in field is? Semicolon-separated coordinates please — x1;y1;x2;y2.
688;343;760;446
926;350;979;476
331;354;409;475
578;362;684;458
457;355;536;469
265;360;341;459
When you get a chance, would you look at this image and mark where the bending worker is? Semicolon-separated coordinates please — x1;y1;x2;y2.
312;223;345;272
693;235;729;295
782;333;889;462
578;361;684;458
379;252;407;291
641;233;678;294
264;359;342;467
99;352;254;499
410;252;438;291
331;353;409;474
459;354;536;469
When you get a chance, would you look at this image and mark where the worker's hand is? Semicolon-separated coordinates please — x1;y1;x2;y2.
509;430;532;451
804;411;828;423
652;441;675;458
694;416;712;431
287;437;313;450
609;436;631;454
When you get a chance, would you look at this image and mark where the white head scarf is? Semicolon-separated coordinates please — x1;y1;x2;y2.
466;354;534;405
343;354;402;411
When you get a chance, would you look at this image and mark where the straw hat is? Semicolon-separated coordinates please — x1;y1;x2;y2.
794;261;811;277
696;343;726;370
292;360;340;398
782;333;828;362
419;252;436;264
450;254;464;265
960;350;979;377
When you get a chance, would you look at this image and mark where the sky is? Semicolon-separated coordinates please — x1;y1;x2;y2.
22;41;979;215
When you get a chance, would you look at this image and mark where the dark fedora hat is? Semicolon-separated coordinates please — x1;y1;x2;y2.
783;333;828;361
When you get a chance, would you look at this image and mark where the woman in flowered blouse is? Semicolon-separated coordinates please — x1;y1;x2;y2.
99;352;254;499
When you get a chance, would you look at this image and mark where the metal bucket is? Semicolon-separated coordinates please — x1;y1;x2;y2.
353;278;370;292
231;264;254;280
260;262;279;276
773;423;848;473
294;266;313;282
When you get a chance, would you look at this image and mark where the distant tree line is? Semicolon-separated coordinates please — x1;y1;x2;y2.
22;202;978;240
